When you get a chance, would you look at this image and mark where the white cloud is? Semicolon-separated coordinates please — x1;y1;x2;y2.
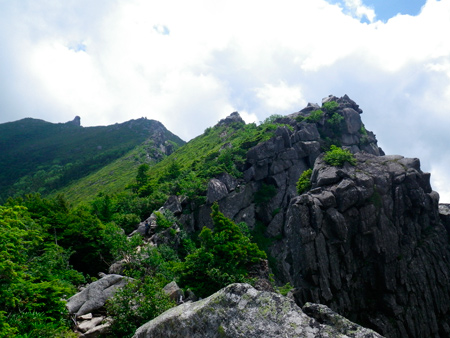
255;82;306;112
343;0;376;22
1;0;450;200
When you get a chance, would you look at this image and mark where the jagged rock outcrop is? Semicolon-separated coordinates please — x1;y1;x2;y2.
132;283;384;338
216;111;245;126
134;95;450;338
177;95;382;236
275;152;450;338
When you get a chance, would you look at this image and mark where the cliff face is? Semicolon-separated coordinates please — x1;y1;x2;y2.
281;153;450;338
152;95;450;337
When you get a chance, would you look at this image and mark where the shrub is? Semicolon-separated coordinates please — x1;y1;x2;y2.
328;112;344;126
106;276;175;338
322;101;339;113
155;210;176;232
305;109;324;123
276;282;293;296
296;169;312;194
295;115;305;123
178;203;266;298
323;145;356;166
262;114;284;125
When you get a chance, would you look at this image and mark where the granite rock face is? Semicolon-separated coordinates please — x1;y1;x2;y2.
276;152;450;338
140;96;450;338
66;274;130;316
132;283;384;338
176;95;382;237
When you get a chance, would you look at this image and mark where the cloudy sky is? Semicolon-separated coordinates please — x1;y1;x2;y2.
1;0;450;201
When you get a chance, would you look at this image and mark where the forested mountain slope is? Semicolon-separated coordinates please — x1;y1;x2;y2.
0;116;184;203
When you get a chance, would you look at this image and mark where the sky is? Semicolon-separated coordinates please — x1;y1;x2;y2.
1;0;450;202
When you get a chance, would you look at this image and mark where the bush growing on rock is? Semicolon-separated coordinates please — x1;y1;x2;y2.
324;145;356;166
322;100;339;113
305;109;324;123
296;169;312;195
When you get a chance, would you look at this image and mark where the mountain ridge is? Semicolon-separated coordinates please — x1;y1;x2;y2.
0;116;185;202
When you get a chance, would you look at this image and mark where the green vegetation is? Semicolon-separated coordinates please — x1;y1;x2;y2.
0;203;84;337
305;109;324;123
328;112;344;127
178;203;266;298
254;183;277;205
322;100;339;113
126;118;290;211
296;169;313;194
262;114;284;124
0;118;184;204
106;276;175;338
276;282;294;296
323;145;357;166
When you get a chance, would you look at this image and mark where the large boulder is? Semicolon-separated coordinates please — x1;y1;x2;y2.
66;274;131;316
274;152;450;338
132;283;383;338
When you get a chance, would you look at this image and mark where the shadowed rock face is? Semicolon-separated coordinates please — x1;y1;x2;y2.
276;153;450;338
132;283;384;338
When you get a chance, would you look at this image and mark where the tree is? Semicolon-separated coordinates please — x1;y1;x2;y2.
179;203;266;298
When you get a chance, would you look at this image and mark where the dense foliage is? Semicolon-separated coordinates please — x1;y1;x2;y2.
178;203;266;298
324;145;357;166
0;203;83;337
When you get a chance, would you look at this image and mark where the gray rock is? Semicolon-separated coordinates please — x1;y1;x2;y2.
216;111;245;127
206;178;228;203
277;152;450;338
80;322;111;338
162;195;183;215
66;274;131;316
341;107;362;134
303;302;383;338
163;281;184;304
78;316;104;333
132;283;384;338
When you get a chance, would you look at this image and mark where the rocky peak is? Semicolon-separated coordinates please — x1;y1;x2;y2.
323;94;363;114
216;111;245;127
66;115;81;126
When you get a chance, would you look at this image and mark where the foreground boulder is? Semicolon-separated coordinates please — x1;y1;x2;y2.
132;283;383;338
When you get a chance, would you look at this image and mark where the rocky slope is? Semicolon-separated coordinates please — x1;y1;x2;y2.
143;95;450;337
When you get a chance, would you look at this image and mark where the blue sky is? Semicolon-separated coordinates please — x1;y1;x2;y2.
0;0;450;201
327;0;428;22
365;0;427;19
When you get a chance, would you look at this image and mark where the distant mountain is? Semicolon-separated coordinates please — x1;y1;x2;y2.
0;116;184;203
